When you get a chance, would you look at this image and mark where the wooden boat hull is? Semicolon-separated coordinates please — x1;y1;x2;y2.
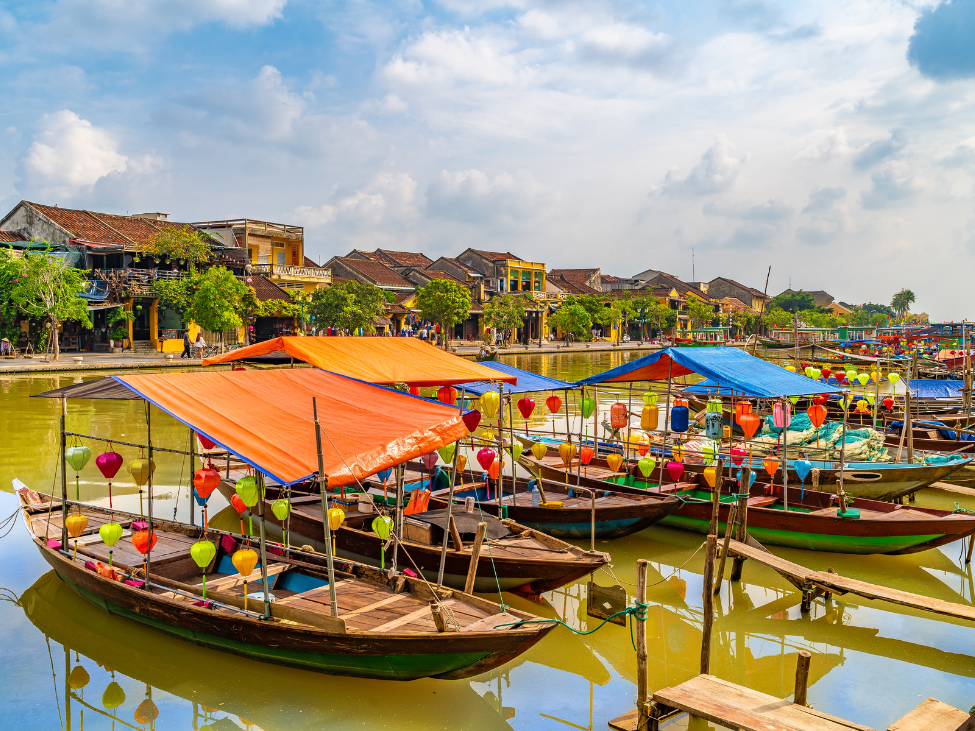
520;457;975;555
34;538;551;681
232;484;609;595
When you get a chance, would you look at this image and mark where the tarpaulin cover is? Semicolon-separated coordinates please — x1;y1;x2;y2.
891;419;974;441
909;379;964;399
576;347;845;397
202;337;516;387
458;360;576;396
111;369;467;486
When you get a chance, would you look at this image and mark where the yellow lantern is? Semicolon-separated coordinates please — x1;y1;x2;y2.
327;507;345;554
606;453;624;473
785;365;796;373
530;442;548;461
65;513;88;561
457;454;467;473
232;547;259;611
67;665;90;690
641;404;659;431
703;463;718;488
480;391;500;420
672;443;685;463
558;442;576;468
127;458;156;487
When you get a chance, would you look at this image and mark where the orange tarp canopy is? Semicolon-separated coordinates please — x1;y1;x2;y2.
202;337;517;387
114;369;467;486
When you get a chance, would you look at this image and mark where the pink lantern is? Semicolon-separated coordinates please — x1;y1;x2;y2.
772;401;791;429
96;451;123;479
517;397;535;419
420;452;438;470
476;448;496;471
197;433;216;450
730;447;746;466
666;461;685;481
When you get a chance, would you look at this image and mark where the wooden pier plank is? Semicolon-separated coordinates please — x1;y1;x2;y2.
654;674;874;731
887;698;970;731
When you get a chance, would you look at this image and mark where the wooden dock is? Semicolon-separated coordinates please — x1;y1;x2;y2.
722;538;975;622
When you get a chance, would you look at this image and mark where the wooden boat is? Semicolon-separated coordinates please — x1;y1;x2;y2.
226;483;610;595
517;455;975;554
383;461;682;540
18;486;556;681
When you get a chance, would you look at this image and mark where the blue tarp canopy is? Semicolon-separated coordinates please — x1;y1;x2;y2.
459;360;577;396
909;379;963;399
576;347;845;398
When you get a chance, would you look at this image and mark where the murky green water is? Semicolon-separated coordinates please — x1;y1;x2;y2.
1;352;974;731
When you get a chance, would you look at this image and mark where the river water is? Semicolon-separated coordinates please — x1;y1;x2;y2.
1;352;974;731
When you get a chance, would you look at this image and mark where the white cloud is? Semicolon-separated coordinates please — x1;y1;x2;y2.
796;128;853;161
655;136;749;197
294;172;418;228
384;29;524;86
50;0;285;35
576;22;673;69
426;168;553;225
22;110;135;197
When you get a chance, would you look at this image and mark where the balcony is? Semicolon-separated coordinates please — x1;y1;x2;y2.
249;264;331;282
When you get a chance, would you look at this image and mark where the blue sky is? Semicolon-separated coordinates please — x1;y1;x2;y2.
1;0;974;318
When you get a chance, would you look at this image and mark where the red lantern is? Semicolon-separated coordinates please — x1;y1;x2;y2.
610;403;628;429
518;397;535;419
197;433;216;450
820;367;831;380
476;448;496;471
132;530;157;555
546;394;562;414
813;395;825;406
409;386;420;396
194;468;220;500
580;446;595;465
730;447;745;466
437;386;457;405
230;494;247;514
883;397;895;411
834;370;845;383
462;410;481;432
807;404;827;428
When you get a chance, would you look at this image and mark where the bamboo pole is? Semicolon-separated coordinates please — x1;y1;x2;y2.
256;472;271;618
701;534;717;674
437;419;464;588
730;469;750;582
709;459;723;536
636;558;649;730
713;504;737;595
782;397;789;512
312;397;338;617
794;651;812;706
146;404;153;583
60;398;68;550
464;522;487;594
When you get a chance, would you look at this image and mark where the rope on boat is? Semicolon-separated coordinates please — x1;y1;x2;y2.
0;507;24;541
387;532;461;631
600;540;708;590
952;502;975;515
493;600;649;651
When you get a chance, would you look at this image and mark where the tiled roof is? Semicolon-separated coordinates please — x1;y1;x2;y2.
346;249;383;261
337;257;414;288
471;248;519;261
548;268;598;281
23;201;201;248
643;272;711;300
240;274;289;302
441;257;478;274
710;276;767;299
548;275;601;296
375;249;432;268
600;274;624;282
0;231;27;242
419;268;464;284
303;255;320;268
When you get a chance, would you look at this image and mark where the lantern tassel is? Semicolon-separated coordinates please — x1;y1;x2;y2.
201;573;207;601
108;550;113;568
243;579;248;612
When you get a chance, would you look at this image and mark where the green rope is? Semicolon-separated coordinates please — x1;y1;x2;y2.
494;600;649;650
952;502;975;515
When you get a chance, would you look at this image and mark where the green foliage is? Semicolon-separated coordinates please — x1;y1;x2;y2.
107;307;133;341
11;248;91;357
891;289;916;320
187;266;250;335
483;294;526;339
638;297;678;336
307;280;392;334
151;277;198;319
770;290;816;313
568;294;608;322
141;227;212;266
548;303;592;340
860;302;895;317
686;298;717;328
0;249;20;340
762;308;793;329
414;279;472;344
259;289;307;319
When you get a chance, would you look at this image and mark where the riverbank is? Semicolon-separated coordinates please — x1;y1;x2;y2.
0;339;663;373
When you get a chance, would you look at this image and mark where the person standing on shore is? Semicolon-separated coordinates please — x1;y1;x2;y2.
180;331;192;359
195;333;206;358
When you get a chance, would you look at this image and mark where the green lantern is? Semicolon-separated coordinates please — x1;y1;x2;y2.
706;397;722;413
580;397;595;419
438;443;456;464
508;442;523;461
638;456;656;479
642;391;658;406
272;499;291;521
191;540;217;599
65;446;91;472
102;681;126;710
99;522;124;566
372;515;394;569
236;476;261;506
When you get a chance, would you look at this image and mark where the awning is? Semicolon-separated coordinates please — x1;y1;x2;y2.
35;369;468;486
909;379;964;399
201;337;517;387
459;360;577;396
576;347;844;398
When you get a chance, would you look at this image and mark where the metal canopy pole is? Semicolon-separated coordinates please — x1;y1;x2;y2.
438;387;467;587
391;463;404;575
189;429;196;527
146;404;153;582
657;357;674;486
60;398;68;549
256;472;271;618
312;397;339;617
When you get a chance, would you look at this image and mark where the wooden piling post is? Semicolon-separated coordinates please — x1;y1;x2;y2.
431;600;447;632
713;503;737;595
709;459;724;536
448;515;464;551
730;475;750;582
463;522;487;594
794;650;811;706
636;559;649;731
701;534;717;675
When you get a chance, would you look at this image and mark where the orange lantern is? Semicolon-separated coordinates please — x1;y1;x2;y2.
546;394;562;413
132;530;156;555
487;458;501;480
763;456;780;478
610;403;628;429
806;404;827;428
437;386;457;405
738;412;761;439
193;468;220;500
580;446;595;465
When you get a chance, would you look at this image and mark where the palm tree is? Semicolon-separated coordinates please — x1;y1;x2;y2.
891;289;916;322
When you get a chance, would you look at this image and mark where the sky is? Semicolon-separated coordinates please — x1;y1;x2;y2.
1;0;974;319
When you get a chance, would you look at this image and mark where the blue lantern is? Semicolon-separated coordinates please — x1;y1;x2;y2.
670;399;689;433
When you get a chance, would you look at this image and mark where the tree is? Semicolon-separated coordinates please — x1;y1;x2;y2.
548;303;592;343
307;280;392;335
186;266;250;345
10;250;91;360
861;302;895;317
686;298;716;328
642;299;678;338
612;296;637;343
891;289;916;321
140;227;212;267
0;249;21;341
762;308;792;329
414;279;472;347
152;276;199;321
770;290;816;313
483;294;526;345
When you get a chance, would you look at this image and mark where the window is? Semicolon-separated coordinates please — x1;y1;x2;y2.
276;251;286;266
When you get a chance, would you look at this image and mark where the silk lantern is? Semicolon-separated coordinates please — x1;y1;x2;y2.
821;367;831;380
508;441;524;461
476;448;496;471
132;529;156;555
65;513;88;561
327;507;345;554
102;681;126;710
518;397;535;419
232;547;259;611
437;386;457;405
736;469;757;489
705;411;722;440
462;409;481;432
738;412;761;440
197;433;216;450
65;445;91;472
438;443;456;465
763;456;780;478
773;401;791;430
606;453;624;472
68;666;90;690
128;457;156;487
666;461;685;481
637;456;655;478
785;365;796;373
420;452;438;471
531;442;547;461
135;700;159;725
883;397;894;411
702;439;719;462
730;447;746;466
99;521;123;566
372;515;394;569
670;399;689;433
580;446;595;465
643;391;659;405
558;442;576;468
487;458;501;480
236;476;260;507
546;394;562;413
888;372;901;386
194;468;220;500
703;462;718;488
272;499;291;521
191;540;217;599
610;403;628;429
857;373;869;386
96;449;123;510
794;459;812;484
480;391;500;420
580;397;596;419
641;404;659;431
807;404;827;428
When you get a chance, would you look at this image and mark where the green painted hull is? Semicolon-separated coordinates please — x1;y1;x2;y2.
659;515;942;554
62;572;490;681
